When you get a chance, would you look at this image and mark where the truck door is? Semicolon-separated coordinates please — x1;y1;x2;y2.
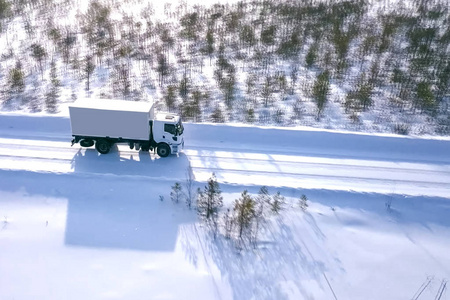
164;124;178;141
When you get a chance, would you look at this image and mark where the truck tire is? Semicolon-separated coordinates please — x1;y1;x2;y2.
80;139;94;147
95;139;111;154
157;143;170;157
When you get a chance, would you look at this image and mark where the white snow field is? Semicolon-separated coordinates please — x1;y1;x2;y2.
1;112;450;300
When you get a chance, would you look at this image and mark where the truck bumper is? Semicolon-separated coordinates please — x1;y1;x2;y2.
170;138;184;154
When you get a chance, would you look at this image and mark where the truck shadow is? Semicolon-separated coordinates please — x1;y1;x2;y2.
63;147;195;251
71;146;191;179
64;185;195;252
0;167;196;252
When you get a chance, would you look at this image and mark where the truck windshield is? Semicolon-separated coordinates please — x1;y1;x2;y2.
176;120;184;136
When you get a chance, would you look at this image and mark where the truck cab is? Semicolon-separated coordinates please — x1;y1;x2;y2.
151;113;184;157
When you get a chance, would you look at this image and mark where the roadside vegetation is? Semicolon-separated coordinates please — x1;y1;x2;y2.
0;0;449;135
170;171;309;250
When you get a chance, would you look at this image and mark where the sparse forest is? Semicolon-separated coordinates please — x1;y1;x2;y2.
0;0;449;135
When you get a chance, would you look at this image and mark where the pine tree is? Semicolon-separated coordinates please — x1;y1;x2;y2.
184;165;195;210
252;186;270;246
270;191;285;215
290;66;298;95
180;12;199;41
164;85;177;112
197;173;223;220
45;60;60;113
305;45;317;68
214;47;236;109
262;75;274;108
181;98;201;122
299;194;308;211
196;174;223;239
30;43;46;79
156;52;169;86
170;182;183;204
112;63;131;98
223;208;234;239
84;55;95;91
8;60;25;95
277;31;301;59
416;81;435;113
240;24;256;51
179;73;189;101
345;72;373;113
0;0;12;33
312;70;330;118
261;25;277;47
82;1;113;48
205;28;214;64
257;186;271;205
233;190;255;240
245;108;255;123
62;32;77;64
211;106;225;123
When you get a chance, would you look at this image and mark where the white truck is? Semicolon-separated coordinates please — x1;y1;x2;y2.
69;99;184;157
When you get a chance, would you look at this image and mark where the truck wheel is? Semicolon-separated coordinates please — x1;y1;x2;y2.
95;139;111;154
80;139;94;147
157;143;170;157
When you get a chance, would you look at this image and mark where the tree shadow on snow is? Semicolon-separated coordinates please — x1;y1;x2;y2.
195;216;330;300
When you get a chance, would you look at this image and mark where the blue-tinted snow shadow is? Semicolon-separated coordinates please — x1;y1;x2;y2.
301;189;450;229
0;165;196;252
0;114;71;133
200;186;450;300
218;183;450;229
0;113;71;141
65;148;195;251
184;123;450;165
64;185;194;252
195;216;327;300
71;146;191;179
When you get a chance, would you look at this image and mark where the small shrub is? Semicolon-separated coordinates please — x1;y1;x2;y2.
184;166;195;209
211;106;225;123
245;108;255;123
299;194;308;211
270;191;285;214
233;190;255;239
393;123;410;135
170;182;183;204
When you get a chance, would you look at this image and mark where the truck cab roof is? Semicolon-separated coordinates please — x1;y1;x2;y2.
155;113;180;123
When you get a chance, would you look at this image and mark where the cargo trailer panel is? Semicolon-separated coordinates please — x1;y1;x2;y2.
69;100;152;141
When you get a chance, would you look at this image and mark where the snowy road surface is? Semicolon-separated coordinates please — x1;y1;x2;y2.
1;113;450;300
0;136;449;197
0;114;449;197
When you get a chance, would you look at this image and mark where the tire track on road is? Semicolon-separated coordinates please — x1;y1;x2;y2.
0;137;449;196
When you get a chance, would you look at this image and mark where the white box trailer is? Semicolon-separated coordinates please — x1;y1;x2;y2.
69;99;154;140
69;99;184;157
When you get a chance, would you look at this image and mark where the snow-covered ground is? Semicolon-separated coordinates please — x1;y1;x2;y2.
1;112;450;299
